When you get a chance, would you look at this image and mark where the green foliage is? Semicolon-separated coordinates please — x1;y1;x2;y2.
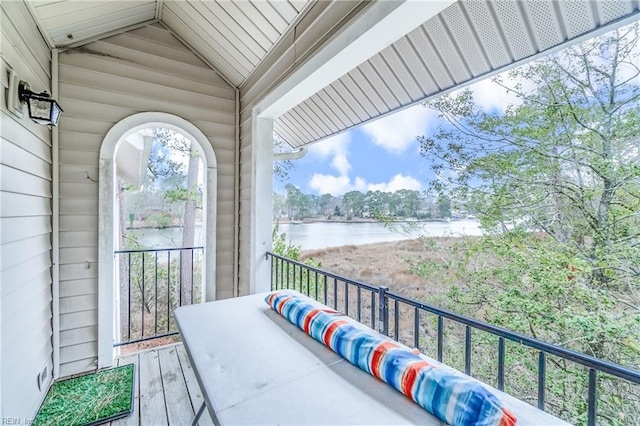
145;212;174;229
119;248;203;341
271;225;324;296
413;24;640;424
272;225;301;261
125;127;203;230
273;134;296;181
274;187;446;221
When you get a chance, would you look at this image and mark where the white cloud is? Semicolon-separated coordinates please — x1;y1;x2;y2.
308;132;351;176
309;173;421;196
309;174;367;196
360;106;437;155
368;174;422;193
463;75;524;112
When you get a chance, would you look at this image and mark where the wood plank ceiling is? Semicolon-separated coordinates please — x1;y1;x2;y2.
27;0;640;148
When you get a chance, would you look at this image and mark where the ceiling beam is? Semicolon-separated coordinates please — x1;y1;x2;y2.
257;0;456;118
155;0;164;20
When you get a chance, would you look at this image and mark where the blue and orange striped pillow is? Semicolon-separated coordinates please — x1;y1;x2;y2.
266;291;517;426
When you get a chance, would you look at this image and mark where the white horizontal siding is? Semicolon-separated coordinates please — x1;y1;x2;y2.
0;1;53;420
58;23;235;376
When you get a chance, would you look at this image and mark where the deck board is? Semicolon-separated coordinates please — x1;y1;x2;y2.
157;346;195;425
112;353;140;426
139;349;168;425
176;344;215;426
109;344;213;426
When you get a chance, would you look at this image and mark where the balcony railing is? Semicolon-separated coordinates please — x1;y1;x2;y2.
114;246;204;346
267;251;640;426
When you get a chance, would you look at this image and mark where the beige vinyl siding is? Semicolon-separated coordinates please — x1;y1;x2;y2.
0;0;53;420
236;1;367;294
57;23;235;377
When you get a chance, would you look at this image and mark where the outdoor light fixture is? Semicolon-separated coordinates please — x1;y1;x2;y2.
18;81;63;126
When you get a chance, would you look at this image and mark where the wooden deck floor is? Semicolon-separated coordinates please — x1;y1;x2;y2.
110;343;214;426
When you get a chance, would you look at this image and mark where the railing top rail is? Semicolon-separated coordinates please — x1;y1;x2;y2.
267;251;378;292
115;246;204;254
267;251;640;385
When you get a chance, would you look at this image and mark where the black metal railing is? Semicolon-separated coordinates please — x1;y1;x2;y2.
267;252;640;426
114;246;204;346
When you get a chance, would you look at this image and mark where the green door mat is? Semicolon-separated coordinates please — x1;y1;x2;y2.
34;364;135;426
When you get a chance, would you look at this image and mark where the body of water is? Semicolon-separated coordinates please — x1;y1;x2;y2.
125;226;204;249
276;220;482;251
126;220;482;251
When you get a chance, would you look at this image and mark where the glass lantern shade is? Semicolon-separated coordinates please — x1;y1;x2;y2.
18;82;63;126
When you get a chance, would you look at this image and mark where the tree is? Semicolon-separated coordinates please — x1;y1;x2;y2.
436;195;451;219
319;193;333;216
395;189;421;218
273;192;286;219
274;134;295;181
416;23;640;423
284;183;305;220
342;191;365;218
154;129;202;305
365;190;386;217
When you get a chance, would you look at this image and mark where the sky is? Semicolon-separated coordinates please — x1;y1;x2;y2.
274;75;521;196
274;22;639;198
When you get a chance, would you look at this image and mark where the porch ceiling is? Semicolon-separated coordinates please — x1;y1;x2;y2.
27;0;310;87
275;0;640;148
26;1;639;149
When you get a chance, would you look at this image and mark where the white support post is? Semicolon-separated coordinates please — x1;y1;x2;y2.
52;48;61;379
250;113;274;295
98;157;115;369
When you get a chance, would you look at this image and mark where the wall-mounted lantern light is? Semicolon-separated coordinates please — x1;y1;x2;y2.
18;81;63;126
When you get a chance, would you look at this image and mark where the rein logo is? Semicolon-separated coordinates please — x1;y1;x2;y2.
1;419;32;425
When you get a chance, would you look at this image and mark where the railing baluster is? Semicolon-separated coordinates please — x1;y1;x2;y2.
167;251;170;333
497;337;505;391
370;291;376;330
538;351;546;411
344;281;349;315
141;252;145;339
272;256;276;290
315;271;319;301
413;307;419;349
113;247;204;347
357;287;361;322
333;277;337;309
323;275;328;305
286;260;290;290
437;316;443;362
377;287;390;336
588;368;597;426
127;253;131;342
154;251;158;335
178;250;183;306
191;248;195;304
465;325;471;375
393;300;399;341
283;260;287;289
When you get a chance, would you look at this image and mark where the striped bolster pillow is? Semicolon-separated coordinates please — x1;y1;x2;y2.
266;292;517;426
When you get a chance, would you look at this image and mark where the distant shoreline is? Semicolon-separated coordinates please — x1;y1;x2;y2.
274;218;456;225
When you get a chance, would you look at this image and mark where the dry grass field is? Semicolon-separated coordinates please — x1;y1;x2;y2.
300;238;458;302
297;238;471;352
